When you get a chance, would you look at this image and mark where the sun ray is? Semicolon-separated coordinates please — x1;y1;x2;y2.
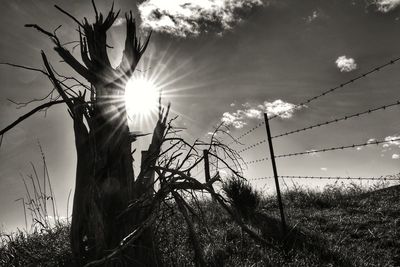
120;43;229;133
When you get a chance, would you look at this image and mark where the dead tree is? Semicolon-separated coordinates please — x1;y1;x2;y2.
0;2;162;266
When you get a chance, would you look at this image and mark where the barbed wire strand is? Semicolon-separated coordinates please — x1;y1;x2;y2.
269;56;400;120
235;100;400;155
272;100;400;139
229;121;265;145
218;157;269;170
237;139;267;153
228;56;400;144
244;157;269;165
275;137;400;158
249;175;400;181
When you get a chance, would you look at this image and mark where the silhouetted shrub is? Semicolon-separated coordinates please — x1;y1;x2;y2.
222;177;261;220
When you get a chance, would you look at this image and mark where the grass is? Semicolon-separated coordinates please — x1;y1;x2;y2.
0;225;72;266
1;181;400;266
222;176;262;220
264;181;400;266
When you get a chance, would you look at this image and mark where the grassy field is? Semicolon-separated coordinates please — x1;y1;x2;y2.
1;181;399;266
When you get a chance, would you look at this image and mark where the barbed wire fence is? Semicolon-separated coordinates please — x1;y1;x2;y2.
226;56;400;146
215;56;400;232
249;175;400;181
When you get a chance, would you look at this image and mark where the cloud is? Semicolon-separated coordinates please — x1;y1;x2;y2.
137;0;263;37
262;99;299;118
221;111;247;128
221;99;301;128
384;135;400;147
306;10;319;23
367;138;376;144
244;108;263;119
380;135;400;154
374;0;400;12
392;154;400;159
335;56;357;72
320;167;328;171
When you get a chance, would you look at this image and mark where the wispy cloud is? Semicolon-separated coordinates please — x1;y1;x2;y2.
221;99;301;128
384;135;400;147
137;0;263;37
221;111;247;129
307;11;319;23
379;135;400;154
262;99;299;119
374;0;400;13
320;167;328;171
335;56;357;72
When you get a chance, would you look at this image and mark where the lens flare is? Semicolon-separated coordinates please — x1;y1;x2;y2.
125;77;159;117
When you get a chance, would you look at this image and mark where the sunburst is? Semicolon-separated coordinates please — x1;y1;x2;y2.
125;77;160;117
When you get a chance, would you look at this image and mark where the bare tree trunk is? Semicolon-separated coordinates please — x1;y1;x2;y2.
69;82;162;266
26;3;159;266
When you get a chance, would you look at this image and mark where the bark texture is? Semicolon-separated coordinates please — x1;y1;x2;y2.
35;4;159;266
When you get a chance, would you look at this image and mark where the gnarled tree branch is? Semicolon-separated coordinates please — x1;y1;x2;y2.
0;100;66;137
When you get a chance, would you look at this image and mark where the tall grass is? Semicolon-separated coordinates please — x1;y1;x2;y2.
20;143;61;231
1;174;398;266
0;145;72;266
275;180;391;209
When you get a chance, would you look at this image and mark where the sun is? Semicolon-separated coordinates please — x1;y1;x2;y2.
125;77;159;117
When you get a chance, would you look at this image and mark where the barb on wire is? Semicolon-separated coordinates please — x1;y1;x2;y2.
249;175;399;181
249;176;273;181
269;56;400;120
237;139;267;153
273;100;400;139
229;121;265;145
244;157;269;165
217;157;269;171
275;137;400;158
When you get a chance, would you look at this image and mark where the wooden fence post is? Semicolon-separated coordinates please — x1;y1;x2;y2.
264;113;287;234
203;150;211;183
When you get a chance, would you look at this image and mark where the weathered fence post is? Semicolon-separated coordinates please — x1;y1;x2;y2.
264;113;287;234
203;150;211;183
204;149;217;194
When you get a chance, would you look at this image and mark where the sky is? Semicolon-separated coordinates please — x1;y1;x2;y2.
1;0;400;231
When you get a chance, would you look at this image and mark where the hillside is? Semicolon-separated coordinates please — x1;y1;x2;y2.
1;182;399;266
